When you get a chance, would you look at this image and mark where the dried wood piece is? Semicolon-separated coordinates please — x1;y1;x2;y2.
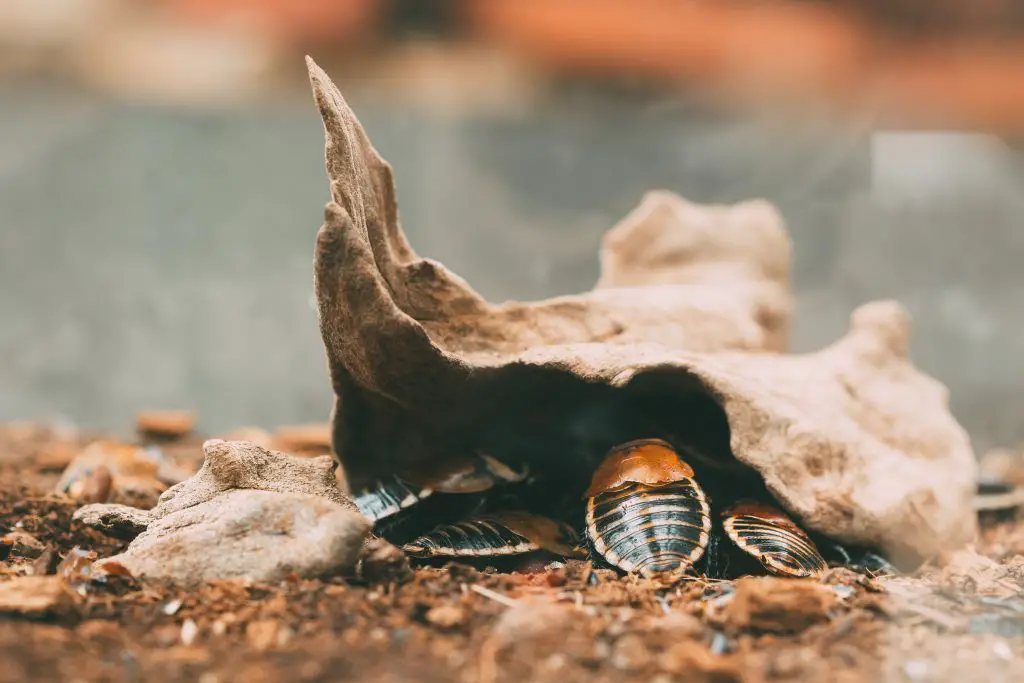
304;57;977;569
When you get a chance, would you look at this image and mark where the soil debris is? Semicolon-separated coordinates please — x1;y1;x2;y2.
938;548;1024;598
0;575;76;618
3;422;1024;682
356;537;413;584
54;440;171;508
717;576;837;633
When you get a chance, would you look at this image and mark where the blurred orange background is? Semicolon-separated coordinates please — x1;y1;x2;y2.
1;0;1022;132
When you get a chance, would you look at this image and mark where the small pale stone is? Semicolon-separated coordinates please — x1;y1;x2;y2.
180;619;199;646
162;599;183;616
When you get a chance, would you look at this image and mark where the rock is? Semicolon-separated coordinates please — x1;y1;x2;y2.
98;489;369;589
151;439;354;517
0;576;76;618
73;503;154;540
78;439;371;588
304;57;977;567
720;576;836;633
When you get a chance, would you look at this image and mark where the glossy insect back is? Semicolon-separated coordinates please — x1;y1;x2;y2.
353;475;431;523
721;500;828;578
402;511;582;559
584;439;711;576
353;452;528;524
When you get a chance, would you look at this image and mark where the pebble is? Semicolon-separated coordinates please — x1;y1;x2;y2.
162;599;183;616
180;619;199;646
903;659;930;679
992;640;1013;661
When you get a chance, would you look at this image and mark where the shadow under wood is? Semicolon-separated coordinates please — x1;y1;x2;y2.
466;363;762;500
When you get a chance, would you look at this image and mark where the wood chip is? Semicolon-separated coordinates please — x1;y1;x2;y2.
721;577;836;633
137;411;196;438
470;584;519;608
0;575;75;617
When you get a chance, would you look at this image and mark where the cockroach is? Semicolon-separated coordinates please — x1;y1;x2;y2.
353;452;529;525
403;511;584;559
583;438;711;576
720;500;828;578
354;475;432;524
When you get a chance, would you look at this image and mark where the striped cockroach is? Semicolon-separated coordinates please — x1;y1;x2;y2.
719;500;828;578
353;453;530;545
583;438;712;576
403;510;585;560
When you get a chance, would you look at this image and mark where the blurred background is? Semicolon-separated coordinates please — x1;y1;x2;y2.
0;0;1021;453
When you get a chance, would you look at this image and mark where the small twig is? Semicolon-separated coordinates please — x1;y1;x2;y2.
470;583;519;608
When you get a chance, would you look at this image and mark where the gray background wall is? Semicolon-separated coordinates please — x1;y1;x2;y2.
1;81;1021;453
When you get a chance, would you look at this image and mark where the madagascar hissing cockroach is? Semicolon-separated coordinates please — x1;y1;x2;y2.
583;438;711;576
720;500;828;578
353;452;529;524
403;510;583;560
352;452;531;546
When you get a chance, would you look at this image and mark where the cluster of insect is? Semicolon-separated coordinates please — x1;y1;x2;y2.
353;439;837;580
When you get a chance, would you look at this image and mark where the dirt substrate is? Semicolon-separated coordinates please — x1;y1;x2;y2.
1;423;1023;683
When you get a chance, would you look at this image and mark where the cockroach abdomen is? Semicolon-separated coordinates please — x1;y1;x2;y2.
403;519;539;558
721;501;828;578
585;479;711;575
353;476;431;523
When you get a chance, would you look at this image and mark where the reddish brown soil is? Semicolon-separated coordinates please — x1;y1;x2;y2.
1;423;1023;683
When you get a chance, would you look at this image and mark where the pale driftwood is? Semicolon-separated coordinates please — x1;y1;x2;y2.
305;57;976;567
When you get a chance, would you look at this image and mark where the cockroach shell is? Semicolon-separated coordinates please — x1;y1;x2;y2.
584;438;694;498
401;453;529;494
585;439;710;575
353;476;432;523
484;511;586;558
403;514;554;559
721;500;828;578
